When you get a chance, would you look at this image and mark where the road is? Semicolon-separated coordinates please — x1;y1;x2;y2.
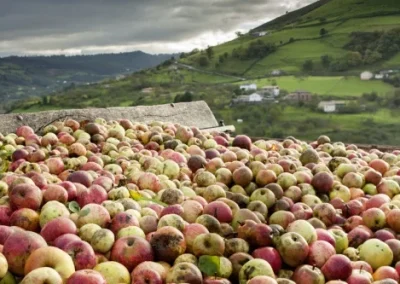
175;62;247;81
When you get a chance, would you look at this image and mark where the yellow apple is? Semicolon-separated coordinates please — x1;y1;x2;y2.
20;267;63;284
94;261;130;284
24;247;75;282
359;239;393;270
0;253;8;278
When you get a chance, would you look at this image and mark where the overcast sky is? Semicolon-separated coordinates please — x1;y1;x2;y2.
0;0;316;57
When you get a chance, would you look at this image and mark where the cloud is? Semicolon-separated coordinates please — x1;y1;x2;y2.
0;0;317;56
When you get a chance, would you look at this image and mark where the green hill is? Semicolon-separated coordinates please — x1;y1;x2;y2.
8;0;400;145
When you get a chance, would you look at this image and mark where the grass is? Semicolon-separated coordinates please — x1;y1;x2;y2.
238;76;393;98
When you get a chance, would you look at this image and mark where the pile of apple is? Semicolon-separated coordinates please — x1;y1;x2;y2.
2;119;400;283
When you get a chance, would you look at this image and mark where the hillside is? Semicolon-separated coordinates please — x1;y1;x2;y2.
8;0;400;145
0;51;173;106
180;0;400;77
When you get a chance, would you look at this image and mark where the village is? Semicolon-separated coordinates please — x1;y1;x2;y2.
233;69;399;115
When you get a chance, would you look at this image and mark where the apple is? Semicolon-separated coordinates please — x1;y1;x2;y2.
373;266;399;282
166;262;203;284
63;240;97;270
252;247;282;274
292;264;325;284
0;252;7;278
25;246;75;282
9;184;42;211
76;203;111;228
110;236;154;271
131;261;168;284
286;219;317;244
239;259;275;284
20;267;63;284
307;240;336;268
193;232;225;256
90;228;115;253
150;226;186;263
94;261;131;284
321;254;352;281
3;230;47;275
359;238;393;270
67;269;106;284
276;232;309;267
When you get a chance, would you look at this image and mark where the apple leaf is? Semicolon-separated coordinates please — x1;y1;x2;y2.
68;201;80;213
129;190;167;207
198;255;220;277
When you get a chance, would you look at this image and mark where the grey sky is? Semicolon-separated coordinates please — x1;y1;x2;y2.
0;0;316;56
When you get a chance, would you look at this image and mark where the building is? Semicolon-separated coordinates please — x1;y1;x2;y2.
271;70;283;76
251;31;269;37
360;71;374;81
375;74;384;80
283;90;313;102
317;101;347;113
115;74;126;80
239;84;257;91
141;87;154;93
232;93;263;104
261;85;280;97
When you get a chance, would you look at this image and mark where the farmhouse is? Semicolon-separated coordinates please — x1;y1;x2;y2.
261;85;280;97
251;31;269;37
239;83;257;91
232;93;264;104
283;90;313;102
360;71;374;81
318;101;347;113
271;70;283;76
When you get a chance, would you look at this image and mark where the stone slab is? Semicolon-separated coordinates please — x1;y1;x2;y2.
0;101;219;134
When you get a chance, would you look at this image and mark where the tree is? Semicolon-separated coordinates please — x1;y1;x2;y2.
319;17;327;23
289;37;295;43
174;91;193;103
302;60;314;72
320;28;328;37
218;55;224;63
198;56;209;67
345;51;362;67
321;55;332;68
235;31;243;38
206;46;214;59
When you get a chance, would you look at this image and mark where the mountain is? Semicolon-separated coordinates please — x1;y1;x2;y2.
0;51;173;105
7;0;400;145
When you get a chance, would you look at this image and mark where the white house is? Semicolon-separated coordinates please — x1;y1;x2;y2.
261;86;280;97
240;84;257;91
248;93;263;102
233;93;263;104
252;31;269;37
271;70;283;76
375;74;384;80
360;71;374;81
318;101;347;113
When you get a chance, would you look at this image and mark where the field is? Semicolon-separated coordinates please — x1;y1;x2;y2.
215;105;400;145
238;76;393;98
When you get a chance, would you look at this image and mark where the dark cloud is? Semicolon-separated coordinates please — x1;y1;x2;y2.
0;0;317;56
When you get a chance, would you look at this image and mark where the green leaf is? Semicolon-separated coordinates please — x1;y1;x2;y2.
68;201;80;213
198;255;220;277
79;208;90;217
129;190;167;207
